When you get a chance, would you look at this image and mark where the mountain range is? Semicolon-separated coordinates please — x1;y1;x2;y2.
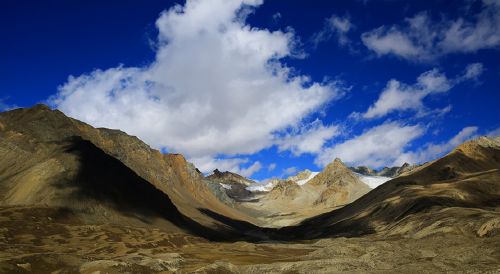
350;162;416;177
0;105;499;273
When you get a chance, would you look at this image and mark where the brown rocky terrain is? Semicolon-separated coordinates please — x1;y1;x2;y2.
276;136;500;240
1;105;499;273
238;158;371;227
0;104;264;239
205;169;257;202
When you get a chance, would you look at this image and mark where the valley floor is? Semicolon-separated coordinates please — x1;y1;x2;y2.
1;206;499;273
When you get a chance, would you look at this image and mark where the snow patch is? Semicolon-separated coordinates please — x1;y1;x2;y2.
246;181;275;192
355;173;392;189
295;172;319;185
220;183;232;190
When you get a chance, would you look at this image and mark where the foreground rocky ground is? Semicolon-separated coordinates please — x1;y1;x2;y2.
1;206;499;273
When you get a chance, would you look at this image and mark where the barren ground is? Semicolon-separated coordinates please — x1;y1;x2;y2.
1;206;499;274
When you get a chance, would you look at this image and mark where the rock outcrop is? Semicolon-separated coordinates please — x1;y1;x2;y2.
206;169;257;202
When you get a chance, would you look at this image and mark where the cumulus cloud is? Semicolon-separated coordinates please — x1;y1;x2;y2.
315;122;424;168
395;126;479;165
361;1;500;61
267;163;277;171
312;14;354;47
276;119;340;156
49;0;343;173
353;64;482;120
192;156;262;177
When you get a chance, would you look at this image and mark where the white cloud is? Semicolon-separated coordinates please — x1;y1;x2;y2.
487;127;500;137
312;14;354;47
283;166;298;176
458;62;484;81
191;156;261;177
354;65;482;120
272;12;281;23
361;1;500;62
240;161;262;177
192;156;248;174
315;122;424;168
395;126;478;165
49;0;342;172
268;163;276;171
0;99;17;111
361;25;425;60
276;119;340;156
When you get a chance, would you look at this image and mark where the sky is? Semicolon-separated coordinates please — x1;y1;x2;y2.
1;0;499;180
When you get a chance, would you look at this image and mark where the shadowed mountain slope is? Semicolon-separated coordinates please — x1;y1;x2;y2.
276;136;500;239
206;169;257;202
0;104;264;240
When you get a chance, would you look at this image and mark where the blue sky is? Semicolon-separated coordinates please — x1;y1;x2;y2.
1;0;499;180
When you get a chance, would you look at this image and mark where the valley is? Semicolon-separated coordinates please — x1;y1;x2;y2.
0;105;499;273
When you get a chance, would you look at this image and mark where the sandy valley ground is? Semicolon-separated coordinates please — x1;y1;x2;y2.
1;206;499;273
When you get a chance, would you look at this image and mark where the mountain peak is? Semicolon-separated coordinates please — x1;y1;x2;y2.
309;157;366;188
325;157;349;172
455;136;500;155
32;103;51;111
206;169;255;186
286;169;312;182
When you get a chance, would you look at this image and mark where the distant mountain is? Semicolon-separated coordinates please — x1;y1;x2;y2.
277;136;500;239
266;180;302;200
206;169;257;202
350;162;416;178
308;158;371;205
242;158;371;227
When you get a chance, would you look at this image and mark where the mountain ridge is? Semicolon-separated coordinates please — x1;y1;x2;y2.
0;104;265;240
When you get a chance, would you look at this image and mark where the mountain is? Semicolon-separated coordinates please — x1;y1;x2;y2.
265;180;302;200
350;162;416;178
0;104;263;240
206;169;257;201
277;136;500;239
349;166;377;176
1;105;499;273
308;158;371;205
240;158;371;227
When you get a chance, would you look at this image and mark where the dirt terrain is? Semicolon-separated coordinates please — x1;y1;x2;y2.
1;206;499;273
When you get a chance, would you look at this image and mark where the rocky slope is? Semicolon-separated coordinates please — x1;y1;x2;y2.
240;158;371;227
0;104;264;240
205;169;257;202
277;136;500;240
307;158;371;205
